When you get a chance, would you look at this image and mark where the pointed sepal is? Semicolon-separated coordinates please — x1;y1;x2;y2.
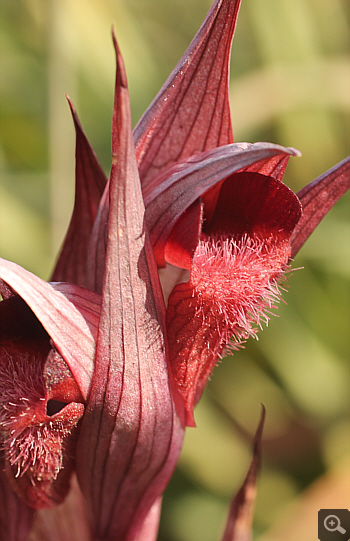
291;157;350;257
76;35;184;541
134;0;242;187
51;98;107;288
144;143;299;268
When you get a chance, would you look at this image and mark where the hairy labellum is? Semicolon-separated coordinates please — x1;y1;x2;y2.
0;327;84;509
167;232;291;426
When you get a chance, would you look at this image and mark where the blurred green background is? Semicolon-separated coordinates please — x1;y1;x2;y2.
0;0;349;539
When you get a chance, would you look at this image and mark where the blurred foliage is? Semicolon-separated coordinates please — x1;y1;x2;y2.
0;0;349;539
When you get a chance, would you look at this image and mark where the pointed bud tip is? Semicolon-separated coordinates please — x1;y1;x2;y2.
112;28;128;89
64;94;84;135
65;94;74;114
287;146;302;158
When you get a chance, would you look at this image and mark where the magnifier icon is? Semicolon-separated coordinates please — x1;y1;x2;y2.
324;514;346;534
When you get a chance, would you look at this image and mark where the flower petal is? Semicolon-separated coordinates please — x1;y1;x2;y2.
206;171;302;236
133;497;162;541
51;282;101;341
51;98;107;288
144;143;299;267
134;0;241;188
76;36;184;541
243;152;293;181
165;172;301;425
28;475;91;541
167;234;291;426
291;156;350;257
164;199;203;270
220;407;265;541
0;258;96;400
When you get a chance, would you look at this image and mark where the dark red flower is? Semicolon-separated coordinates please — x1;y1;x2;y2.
1;0;349;539
0;264;99;511
143;147;350;426
145;151;349;426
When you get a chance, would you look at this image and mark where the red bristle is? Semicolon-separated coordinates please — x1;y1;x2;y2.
167;232;291;426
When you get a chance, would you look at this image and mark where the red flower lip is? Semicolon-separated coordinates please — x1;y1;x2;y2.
143;140;303;426
144;143;302;269
0;292;86;509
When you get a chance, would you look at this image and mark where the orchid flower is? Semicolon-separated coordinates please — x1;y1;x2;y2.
1;0;349;540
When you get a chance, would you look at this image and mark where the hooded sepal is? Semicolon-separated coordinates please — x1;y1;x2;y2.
134;0;242;188
76;35;184;541
144;142;300;268
291;156;350;257
0;258;96;400
51;98;108;288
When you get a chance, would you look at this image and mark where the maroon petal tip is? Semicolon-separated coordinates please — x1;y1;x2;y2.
220;405;265;541
291;156;350;257
135;0;242;186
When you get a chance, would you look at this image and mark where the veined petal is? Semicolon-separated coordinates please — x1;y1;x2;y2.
51;282;101;341
0;258;96;400
134;0;241;188
51;98;108;288
144;142;299;267
242;152;293;181
76;36;184;541
165;173;301;426
291;156;350;257
84;184;109;293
